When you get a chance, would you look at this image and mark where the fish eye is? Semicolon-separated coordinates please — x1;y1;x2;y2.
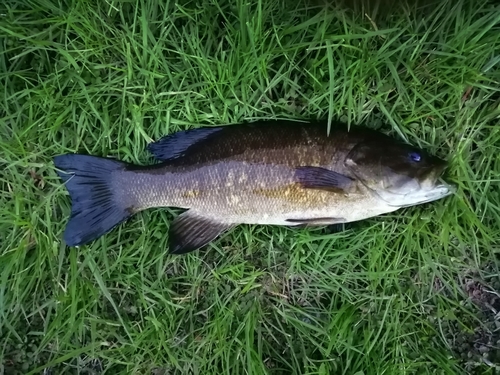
409;151;421;162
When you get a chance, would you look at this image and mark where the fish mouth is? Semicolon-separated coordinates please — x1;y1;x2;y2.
358;160;456;208
409;160;456;204
421;159;449;186
395;180;457;208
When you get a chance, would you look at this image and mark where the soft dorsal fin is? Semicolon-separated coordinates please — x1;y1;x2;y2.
147;127;224;161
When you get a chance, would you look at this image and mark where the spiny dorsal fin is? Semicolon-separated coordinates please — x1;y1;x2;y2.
147;127;224;161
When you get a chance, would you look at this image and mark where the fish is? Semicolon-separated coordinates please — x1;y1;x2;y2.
53;119;456;254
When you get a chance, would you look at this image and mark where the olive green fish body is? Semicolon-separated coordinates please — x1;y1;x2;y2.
117;163;393;226
54;120;455;254
114;123;390;224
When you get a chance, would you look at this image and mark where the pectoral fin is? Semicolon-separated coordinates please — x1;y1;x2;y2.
168;211;234;255
295;166;353;193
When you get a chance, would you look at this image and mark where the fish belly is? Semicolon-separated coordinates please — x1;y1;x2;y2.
202;193;400;226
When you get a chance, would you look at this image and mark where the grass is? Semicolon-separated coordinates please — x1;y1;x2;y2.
1;0;500;373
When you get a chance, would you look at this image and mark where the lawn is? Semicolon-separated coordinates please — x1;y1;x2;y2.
1;0;500;373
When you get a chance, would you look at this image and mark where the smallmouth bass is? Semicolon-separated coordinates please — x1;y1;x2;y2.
53;120;456;254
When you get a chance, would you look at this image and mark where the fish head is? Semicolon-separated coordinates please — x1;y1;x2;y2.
345;135;456;208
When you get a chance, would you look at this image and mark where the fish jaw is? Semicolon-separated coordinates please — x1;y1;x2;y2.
385;181;456;209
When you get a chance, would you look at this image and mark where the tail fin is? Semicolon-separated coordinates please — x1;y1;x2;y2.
53;154;132;247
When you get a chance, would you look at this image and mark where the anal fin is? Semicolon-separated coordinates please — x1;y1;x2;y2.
168;211;234;255
286;217;346;226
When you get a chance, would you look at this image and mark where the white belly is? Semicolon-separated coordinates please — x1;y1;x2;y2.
220;195;401;226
